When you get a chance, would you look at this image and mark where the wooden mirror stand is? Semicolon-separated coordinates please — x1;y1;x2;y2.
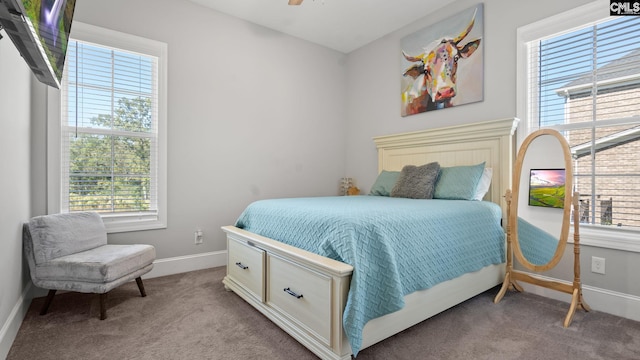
494;129;590;327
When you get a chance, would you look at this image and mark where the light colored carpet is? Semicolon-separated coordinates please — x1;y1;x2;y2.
7;267;640;359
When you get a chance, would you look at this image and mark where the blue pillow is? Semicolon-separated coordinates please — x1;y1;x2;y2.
369;170;400;196
433;162;486;200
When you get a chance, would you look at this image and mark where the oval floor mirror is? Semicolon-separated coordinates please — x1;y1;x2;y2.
494;129;590;327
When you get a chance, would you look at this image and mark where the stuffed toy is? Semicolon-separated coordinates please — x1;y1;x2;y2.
347;186;360;196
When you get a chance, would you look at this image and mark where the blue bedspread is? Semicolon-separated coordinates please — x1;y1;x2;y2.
517;217;559;266
235;196;504;356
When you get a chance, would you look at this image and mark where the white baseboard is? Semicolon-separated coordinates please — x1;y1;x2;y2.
0;250;227;358
145;250;227;279
519;273;640;322
0;283;32;360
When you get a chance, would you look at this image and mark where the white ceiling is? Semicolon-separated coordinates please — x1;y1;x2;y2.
188;0;456;53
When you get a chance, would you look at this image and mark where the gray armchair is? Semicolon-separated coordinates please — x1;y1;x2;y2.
23;212;156;320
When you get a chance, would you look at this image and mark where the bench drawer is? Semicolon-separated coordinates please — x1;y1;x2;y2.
267;254;332;346
227;237;265;302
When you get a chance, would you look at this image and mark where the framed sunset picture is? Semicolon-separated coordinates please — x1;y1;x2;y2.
528;169;566;209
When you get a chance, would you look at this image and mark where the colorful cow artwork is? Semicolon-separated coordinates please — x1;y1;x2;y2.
401;5;484;116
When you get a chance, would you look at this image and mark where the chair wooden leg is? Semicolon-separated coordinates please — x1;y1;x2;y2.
40;290;57;315
135;277;147;297
99;293;107;320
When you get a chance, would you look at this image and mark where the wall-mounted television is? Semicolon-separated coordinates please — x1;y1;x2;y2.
0;0;76;88
528;168;566;209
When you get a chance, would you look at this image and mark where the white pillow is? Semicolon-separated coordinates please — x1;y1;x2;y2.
472;167;493;201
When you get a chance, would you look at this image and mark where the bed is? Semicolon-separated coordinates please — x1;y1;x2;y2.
222;118;518;359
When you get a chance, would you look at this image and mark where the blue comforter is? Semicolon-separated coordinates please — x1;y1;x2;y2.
235;196;504;356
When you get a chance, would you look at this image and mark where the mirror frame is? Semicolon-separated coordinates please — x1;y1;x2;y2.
495;128;590;327
510;129;573;272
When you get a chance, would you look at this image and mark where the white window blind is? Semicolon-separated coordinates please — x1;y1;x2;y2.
526;15;640;230
61;39;158;216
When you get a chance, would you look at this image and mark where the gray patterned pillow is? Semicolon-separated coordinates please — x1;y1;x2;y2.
390;162;441;199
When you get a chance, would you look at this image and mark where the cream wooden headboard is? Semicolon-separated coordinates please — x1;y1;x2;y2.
373;118;519;225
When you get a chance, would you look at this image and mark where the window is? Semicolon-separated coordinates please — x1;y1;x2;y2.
50;23;167;233
518;1;640;249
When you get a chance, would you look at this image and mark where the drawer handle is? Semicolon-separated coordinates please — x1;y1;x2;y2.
235;262;249;270
284;287;303;299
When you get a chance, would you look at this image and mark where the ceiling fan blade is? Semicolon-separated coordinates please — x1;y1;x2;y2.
288;0;303;5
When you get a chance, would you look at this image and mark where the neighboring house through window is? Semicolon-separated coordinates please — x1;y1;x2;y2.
49;22;167;233
556;49;640;229
518;0;640;250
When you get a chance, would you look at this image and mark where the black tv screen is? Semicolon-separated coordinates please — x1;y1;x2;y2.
528;168;566;209
0;0;76;88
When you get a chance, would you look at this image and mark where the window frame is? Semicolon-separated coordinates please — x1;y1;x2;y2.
47;22;168;233
517;0;640;252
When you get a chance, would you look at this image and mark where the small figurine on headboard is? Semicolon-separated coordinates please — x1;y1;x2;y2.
341;177;355;195
347;186;360;196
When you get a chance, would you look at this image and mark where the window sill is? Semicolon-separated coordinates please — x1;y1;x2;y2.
569;226;640;253
101;212;166;233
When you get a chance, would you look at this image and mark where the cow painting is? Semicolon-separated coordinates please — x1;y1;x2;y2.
401;5;483;116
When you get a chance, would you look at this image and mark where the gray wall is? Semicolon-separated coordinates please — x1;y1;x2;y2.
552;245;640;295
344;0;640;299
67;0;349;259
2;0;348;355
0;31;39;357
2;0;637;355
344;0;593;189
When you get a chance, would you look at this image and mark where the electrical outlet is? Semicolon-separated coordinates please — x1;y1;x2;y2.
194;229;204;245
591;256;605;274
